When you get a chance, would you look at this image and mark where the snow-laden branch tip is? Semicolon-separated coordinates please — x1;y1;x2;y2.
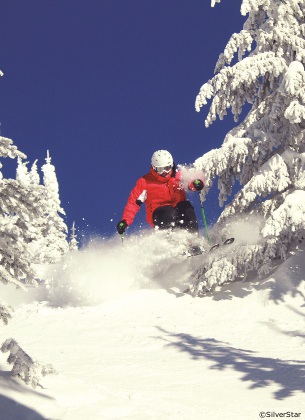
215;30;254;72
1;339;57;388
211;0;222;6
262;190;305;237
196;53;287;127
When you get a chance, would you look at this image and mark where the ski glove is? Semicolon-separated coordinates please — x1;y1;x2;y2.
189;179;204;192
117;220;128;234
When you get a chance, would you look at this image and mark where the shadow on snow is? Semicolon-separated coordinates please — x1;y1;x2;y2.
0;393;48;420
156;327;305;400
0;368;54;420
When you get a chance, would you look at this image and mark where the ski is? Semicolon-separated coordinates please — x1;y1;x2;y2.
187;237;235;257
209;237;235;252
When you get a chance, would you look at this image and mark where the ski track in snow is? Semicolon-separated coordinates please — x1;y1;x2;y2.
0;229;305;419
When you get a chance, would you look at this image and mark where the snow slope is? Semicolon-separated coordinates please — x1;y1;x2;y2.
0;231;304;419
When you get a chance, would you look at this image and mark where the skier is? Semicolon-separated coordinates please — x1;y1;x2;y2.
117;150;204;236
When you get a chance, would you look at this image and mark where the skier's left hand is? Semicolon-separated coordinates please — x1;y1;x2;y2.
189;179;204;192
117;220;128;234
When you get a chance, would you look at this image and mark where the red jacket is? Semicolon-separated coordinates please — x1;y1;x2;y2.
122;167;187;227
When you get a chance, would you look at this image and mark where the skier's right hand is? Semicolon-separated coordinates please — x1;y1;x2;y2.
189;179;204;192
117;220;128;234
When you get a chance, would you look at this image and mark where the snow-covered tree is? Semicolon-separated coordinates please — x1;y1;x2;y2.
0;136;47;320
69;221;79;252
16;158;40;187
17;153;68;263
190;0;305;295
30;151;68;263
16;157;30;184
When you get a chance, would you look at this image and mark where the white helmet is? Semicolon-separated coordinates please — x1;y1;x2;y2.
151;150;173;174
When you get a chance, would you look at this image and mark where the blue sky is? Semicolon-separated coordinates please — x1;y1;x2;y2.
0;0;246;240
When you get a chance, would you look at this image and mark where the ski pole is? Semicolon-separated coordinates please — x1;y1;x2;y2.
120;233;124;247
198;192;210;243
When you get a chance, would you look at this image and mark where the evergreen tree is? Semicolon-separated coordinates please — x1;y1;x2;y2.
16;157;30;184
17;154;68;263
190;0;305;295
35;151;68;263
16;158;40;186
0;136;47;321
69;221;79;252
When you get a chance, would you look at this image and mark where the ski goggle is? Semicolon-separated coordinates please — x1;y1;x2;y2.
153;165;173;174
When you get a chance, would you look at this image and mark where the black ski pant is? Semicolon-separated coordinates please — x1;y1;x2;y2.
152;201;198;233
